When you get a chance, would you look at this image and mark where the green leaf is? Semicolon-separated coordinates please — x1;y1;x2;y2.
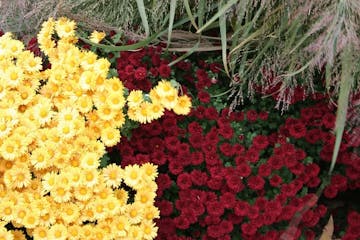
196;0;238;34
329;46;354;175
219;0;230;77
99;154;110;168
197;0;206;28
167;0;177;48
183;0;198;30
107;68;118;78
168;41;200;67
135;0;150;36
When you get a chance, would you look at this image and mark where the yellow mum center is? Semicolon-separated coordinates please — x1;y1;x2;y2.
57;188;65;196
66;208;74;215
21;92;28;99
27;216;36;224
96;205;103;213
54;230;62;238
39;109;48;118
79;188;87;195
4;207;12;215
62;126;70;134
112;83;120;91
112;98;120;104
0;123;6;131
109;171;117;180
141;195;148;203
64;114;72;121
130;209;137;217
146;213;153;220
6;146;14;153
18;210;26;218
39;230;47;238
103;108;111;115
117;223;124;231
85;172;94;181
64;25;71;33
10;72;18;81
87;58;95;64
144;226;151;234
37;155;44;162
130;171;137;179
29;59;37;67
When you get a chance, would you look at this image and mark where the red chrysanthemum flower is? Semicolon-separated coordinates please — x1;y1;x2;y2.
247;176;265;191
158;64;171;78
206;201;224;216
134;66;147;80
177;173;193;190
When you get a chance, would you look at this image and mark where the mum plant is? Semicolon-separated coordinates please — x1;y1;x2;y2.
106;46;359;240
0;17;191;239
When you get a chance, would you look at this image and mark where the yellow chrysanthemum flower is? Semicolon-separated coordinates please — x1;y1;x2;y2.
126;202;144;224
48;223;68;240
0;200;15;222
112;215;130;238
107;92;126;110
141;163;159;181
74;185;93;202
30;147;51;170
133;101;153;124
173;95;192;115
50;182;71;203
80;152;100;169
148;102;165;120
6;39;24;57
55;17;76;39
97;105;116;121
100;127;121;147
143;205;160;222
105;77;124;92
127;90;144;108
94;58;110;77
32;226;49;240
89;30;106;44
160;88;178;110
3;164;31;189
16;51;42;73
67;225;81;240
135;189;156;206
60;203;80;224
114;189;129;206
123;164;143;188
154;80;177;96
33;99;54;126
0;229;14;240
141;221;159;240
5;65;24;87
81;168;99;187
10;230;26;240
80;51;97;69
102;163;123;187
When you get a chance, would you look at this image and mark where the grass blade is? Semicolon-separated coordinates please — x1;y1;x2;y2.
329;47;354;175
219;0;230;77
197;0;206;28
168;41;200;67
135;0;150;36
167;0;177;48
196;0;238;34
183;0;198;30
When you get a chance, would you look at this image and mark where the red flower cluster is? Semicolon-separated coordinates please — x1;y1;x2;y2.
342;211;360;240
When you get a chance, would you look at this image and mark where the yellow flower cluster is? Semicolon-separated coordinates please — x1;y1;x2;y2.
0;17;194;239
127;80;192;124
